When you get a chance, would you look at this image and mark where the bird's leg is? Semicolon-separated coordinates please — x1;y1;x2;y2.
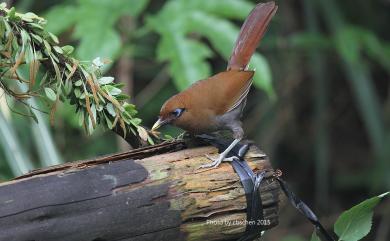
200;138;242;168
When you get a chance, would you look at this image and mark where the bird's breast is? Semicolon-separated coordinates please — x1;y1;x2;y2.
172;108;220;134
173;107;242;135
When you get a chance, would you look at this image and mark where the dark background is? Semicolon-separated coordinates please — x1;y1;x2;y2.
0;0;389;240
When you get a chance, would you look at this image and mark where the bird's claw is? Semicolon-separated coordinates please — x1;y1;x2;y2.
199;154;238;169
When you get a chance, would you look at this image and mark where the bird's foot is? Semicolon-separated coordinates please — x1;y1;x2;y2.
199;154;238;169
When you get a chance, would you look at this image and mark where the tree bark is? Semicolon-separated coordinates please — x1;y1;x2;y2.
0;140;280;241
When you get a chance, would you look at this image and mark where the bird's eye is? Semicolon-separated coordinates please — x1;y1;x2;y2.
172;108;185;118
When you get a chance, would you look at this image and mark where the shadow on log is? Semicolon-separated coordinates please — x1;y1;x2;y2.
0;140;281;241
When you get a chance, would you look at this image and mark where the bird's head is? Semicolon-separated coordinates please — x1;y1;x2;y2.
151;95;187;131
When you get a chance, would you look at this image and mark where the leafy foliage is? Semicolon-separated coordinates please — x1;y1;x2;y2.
0;4;153;144
44;0;148;60
147;0;274;96
308;192;389;241
317;0;390;189
333;192;389;241
0;111;33;175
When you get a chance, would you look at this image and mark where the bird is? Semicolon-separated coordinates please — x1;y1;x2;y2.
151;1;278;168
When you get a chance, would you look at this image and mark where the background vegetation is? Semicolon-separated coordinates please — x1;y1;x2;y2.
0;0;389;240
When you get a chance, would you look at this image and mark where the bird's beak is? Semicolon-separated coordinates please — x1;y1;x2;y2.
151;118;167;131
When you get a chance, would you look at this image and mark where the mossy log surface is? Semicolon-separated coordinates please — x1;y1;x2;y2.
0;140;280;241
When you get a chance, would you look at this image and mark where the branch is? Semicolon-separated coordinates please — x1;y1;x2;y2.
0;141;281;241
0;4;158;147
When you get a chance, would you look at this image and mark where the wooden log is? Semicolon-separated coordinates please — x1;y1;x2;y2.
0;140;280;241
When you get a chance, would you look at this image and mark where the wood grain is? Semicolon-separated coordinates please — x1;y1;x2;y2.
0;141;280;241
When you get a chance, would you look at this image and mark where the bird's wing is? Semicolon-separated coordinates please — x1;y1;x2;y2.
201;70;254;115
183;70;254;116
226;77;253;113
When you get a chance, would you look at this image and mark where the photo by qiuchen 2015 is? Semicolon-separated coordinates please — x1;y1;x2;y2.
0;1;389;241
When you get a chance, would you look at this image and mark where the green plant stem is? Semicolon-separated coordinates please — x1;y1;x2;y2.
28;99;63;166
304;0;330;210
16;76;63;167
0;110;34;175
318;0;384;154
318;0;388;189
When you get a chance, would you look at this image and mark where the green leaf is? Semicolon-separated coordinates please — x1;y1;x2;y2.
359;28;390;71
20;12;40;22
251;54;274;98
147;135;155;145
20;29;31;48
27;22;44;31
43;39;51;53
44;87;56;101
334;192;389;241
30;33;43;43
106;103;116;117
45;5;78;34
335;27;360;64
157;33;212;90
102;85;121;96
0;18;5;37
123;103;137;116
92;57;104;67
130;118;142;126
74;80;83;87
48;32;59;44
147;4;213;90
116;93;131;101
74;88;81;98
64;80;72;95
7;7;18;20
0;3;149;145
76;28;121;60
45;0;148;60
148;0;273;96
79;92;86;100
62;45;74;55
53;46;63;54
188;11;237;59
310;231;321;241
188;11;274;97
104;113;113;129
97;92;106;104
77;111;85;126
98;76;114;85
187;0;253;19
288;32;330;49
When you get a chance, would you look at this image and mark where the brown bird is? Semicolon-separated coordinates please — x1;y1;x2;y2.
152;1;278;168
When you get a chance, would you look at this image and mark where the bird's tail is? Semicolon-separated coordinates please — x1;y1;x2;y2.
227;1;277;71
